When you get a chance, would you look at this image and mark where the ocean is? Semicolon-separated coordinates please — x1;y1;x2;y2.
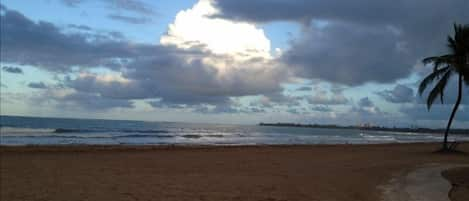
1;115;468;146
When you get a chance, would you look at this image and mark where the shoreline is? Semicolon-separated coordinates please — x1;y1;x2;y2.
2;142;468;201
1;141;464;152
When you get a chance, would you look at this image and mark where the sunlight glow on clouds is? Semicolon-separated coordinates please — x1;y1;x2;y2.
160;0;271;60
77;72;131;84
158;0;284;88
1;0;468;127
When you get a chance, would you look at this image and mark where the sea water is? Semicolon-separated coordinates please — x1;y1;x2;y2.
1;115;468;146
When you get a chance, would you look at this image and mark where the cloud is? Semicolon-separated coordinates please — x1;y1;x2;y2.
0;5;291;112
357;97;373;107
64;73;144;99
213;0;469;26
306;89;348;105
28;82;48;89
0;3;6;11
185;100;264;114
61;0;155;16
214;0;469;85
0;7;166;72
107;14;152;24
212;103;240;114
2;66;23;74
400;104;469;122
311;105;332;112
160;0;271;59
351;97;384;116
2;6;288;111
68;54;287;106
61;0;82;7
282;22;414;85
249;107;266;113
377;84;414;103
286;108;300;114
250;92;302;108
32;87;134;111
147;100;186;109
67;24;92;31
393;76;469;124
58;91;135;110
296;86;312;91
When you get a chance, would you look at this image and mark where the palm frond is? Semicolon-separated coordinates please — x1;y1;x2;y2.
426;70;452;110
422;55;454;71
447;36;458;55
422;55;453;64
418;66;450;95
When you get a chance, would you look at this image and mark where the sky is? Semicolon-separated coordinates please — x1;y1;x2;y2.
1;0;468;128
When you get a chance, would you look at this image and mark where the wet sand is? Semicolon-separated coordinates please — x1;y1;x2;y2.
1;143;468;201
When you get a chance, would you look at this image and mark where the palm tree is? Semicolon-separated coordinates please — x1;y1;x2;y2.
418;24;469;151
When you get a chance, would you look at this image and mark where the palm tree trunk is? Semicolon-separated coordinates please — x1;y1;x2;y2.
443;74;463;150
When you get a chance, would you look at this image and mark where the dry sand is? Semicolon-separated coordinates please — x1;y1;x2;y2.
1;143;468;201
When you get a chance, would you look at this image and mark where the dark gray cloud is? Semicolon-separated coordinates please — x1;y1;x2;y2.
58;92;134;110
2;66;23;74
0;7;165;72
377;84;414;103
147;100;187;109
286;108;300;114
214;0;469;85
28;82;48;89
311;105;332;112
351;97;385;116
296;86;312;91
106;0;155;15
107;14;152;24
358;97;373;107
282;23;414;85
213;0;468;26
61;0;82;7
67;24;92;31
61;0;155;15
249;107;266;113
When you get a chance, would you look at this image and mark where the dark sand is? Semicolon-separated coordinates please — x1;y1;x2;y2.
1;143;468;201
443;167;469;201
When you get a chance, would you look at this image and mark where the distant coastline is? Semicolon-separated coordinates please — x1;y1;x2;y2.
259;123;469;135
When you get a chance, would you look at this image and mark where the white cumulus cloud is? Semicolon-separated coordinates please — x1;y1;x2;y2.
160;0;272;60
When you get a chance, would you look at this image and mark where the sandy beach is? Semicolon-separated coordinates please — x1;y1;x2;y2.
1;143;468;201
